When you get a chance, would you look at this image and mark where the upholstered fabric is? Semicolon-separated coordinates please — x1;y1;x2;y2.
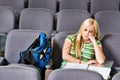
28;0;57;13
52;31;77;69
101;33;120;67
59;0;88;11
91;0;119;16
2;29;49;80
19;8;54;35
5;29;49;63
95;11;120;38
48;69;104;80
0;66;40;80
0;6;15;33
57;9;91;32
0;0;24;13
0;6;15;55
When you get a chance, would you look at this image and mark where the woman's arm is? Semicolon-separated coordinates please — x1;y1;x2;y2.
62;40;80;63
89;36;106;64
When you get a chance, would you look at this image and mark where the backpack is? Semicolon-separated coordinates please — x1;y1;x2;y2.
18;32;51;69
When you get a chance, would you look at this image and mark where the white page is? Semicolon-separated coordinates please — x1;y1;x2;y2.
62;60;113;80
88;60;113;80
88;65;111;80
63;62;88;69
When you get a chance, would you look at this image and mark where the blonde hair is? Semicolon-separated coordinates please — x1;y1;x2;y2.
74;18;101;59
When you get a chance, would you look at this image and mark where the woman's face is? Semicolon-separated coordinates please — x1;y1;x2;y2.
82;25;95;41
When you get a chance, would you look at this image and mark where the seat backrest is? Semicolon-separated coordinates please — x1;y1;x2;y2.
0;0;25;14
0;6;15;55
59;0;88;11
52;31;76;69
101;33;120;67
95;11;120;38
112;72;120;80
28;0;57;13
4;29;50;63
0;66;40;80
90;0;119;16
19;8;54;35
48;69;104;80
56;9;91;32
0;6;15;33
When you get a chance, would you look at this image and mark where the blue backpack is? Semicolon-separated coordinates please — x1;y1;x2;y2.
18;32;51;69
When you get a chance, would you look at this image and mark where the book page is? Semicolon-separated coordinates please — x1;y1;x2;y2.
62;60;113;80
88;60;113;80
88;65;111;80
63;62;88;69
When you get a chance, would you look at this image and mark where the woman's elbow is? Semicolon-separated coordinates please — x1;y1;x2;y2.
62;54;68;60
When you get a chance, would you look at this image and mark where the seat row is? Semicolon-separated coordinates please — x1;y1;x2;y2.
46;31;120;80
0;0;120;15
1;6;120;35
1;29;120;80
1;7;120;54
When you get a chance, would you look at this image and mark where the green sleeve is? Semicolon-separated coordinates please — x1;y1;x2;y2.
65;35;74;43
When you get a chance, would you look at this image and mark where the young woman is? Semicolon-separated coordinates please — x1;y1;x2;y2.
61;18;105;67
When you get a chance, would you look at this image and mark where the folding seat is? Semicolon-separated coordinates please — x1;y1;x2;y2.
52;31;76;69
4;30;47;64
0;0;25;14
28;0;57;13
56;9;91;32
95;11;120;38
59;0;88;11
90;0;119;16
48;69;104;80
101;33;120;77
45;31;76;80
0;6;15;35
0;29;51;80
0;66;40;80
19;8;54;36
0;0;25;29
0;6;15;56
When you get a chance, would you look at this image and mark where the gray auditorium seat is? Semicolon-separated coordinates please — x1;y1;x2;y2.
45;31;76;80
19;8;54;35
57;9;91;32
59;0;88;11
0;0;25;14
0;6;15;56
28;0;57;13
101;33;120;76
95;11;120;38
90;0;119;16
0;29;50;80
48;69;104;80
0;66;40;80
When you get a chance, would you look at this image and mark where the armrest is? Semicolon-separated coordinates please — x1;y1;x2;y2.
0;57;9;65
45;59;53;69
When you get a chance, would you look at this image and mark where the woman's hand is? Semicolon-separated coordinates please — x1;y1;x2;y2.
82;60;98;65
88;35;96;43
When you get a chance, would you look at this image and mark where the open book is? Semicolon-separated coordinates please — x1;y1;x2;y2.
63;60;113;80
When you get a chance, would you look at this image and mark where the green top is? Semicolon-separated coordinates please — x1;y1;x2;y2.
61;35;102;68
